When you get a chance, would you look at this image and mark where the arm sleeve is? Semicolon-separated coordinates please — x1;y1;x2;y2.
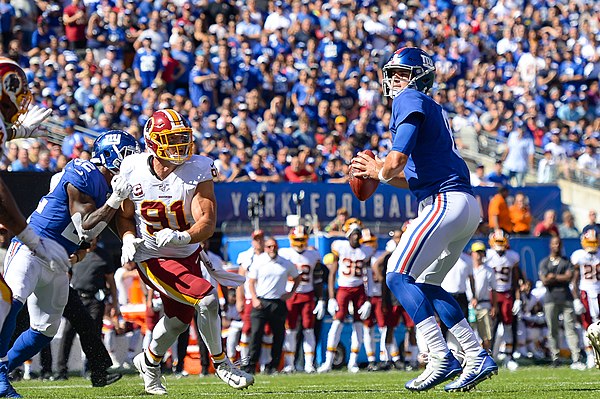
391;112;423;156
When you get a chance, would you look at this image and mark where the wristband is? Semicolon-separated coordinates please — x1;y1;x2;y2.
105;193;122;209
378;168;393;183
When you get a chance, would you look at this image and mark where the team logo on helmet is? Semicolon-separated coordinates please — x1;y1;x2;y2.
144;109;193;165
0;58;32;125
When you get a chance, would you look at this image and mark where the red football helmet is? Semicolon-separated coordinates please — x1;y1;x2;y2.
143;109;193;164
0;58;32;126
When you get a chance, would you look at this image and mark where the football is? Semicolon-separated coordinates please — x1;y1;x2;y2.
349;150;380;201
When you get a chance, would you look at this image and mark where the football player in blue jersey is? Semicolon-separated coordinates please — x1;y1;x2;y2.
352;47;497;392
0;130;140;397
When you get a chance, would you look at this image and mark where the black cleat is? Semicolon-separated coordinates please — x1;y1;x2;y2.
91;372;123;387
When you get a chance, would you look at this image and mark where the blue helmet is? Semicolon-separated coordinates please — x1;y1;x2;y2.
91;130;141;173
382;47;435;98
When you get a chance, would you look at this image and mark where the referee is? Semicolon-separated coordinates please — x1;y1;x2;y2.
244;237;300;375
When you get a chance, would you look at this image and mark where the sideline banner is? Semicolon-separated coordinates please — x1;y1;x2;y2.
215;182;562;225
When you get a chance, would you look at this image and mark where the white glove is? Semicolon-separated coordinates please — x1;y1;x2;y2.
12;105;52;139
313;299;326;320
327;298;339;317
573;298;586;315
121;233;144;265
36;237;70;273
106;175;132;209
151;297;163;312
358;301;372;320
155;228;191;248
512;299;522;316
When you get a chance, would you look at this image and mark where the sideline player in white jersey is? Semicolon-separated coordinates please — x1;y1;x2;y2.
352;47;496;391
278;226;324;373
361;229;387;370
318;219;374;373
572;230;600;368
117;109;252;394
486;231;521;361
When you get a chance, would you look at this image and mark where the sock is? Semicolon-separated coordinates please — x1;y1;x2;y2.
303;328;315;370
415;283;465;328
212;352;225;365
283;329;297;368
386;273;435;324
416;316;448;356
449;319;481;356
379;327;389;362
324;350;334;367
7;328;53;371
0;300;23;360
145;349;162;366
239;333;250;360
348;350;358;367
364;326;376;362
260;334;273;367
326;319;343;353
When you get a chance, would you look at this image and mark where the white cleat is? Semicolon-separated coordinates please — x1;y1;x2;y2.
348;364;360;373
570;361;587;371
133;353;167;395
317;364;332;373
304;365;316;374
215;358;254;389
281;365;295;374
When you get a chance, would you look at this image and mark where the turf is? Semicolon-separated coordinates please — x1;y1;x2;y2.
11;367;600;399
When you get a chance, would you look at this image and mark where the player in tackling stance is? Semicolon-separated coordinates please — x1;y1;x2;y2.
352;47;497;392
117;109;253;395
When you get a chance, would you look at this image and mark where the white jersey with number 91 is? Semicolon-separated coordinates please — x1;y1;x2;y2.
119;152;217;262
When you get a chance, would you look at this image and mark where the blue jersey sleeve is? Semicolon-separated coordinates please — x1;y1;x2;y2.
392;89;426;124
63;160;109;205
391;112;423;156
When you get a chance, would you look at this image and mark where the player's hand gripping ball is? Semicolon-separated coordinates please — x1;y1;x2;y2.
349;149;379;201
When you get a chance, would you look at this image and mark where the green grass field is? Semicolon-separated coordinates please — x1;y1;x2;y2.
10;367;600;399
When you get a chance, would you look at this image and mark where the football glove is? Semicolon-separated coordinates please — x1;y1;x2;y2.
12;105;52;139
121;233;144;265
358;301;372;320
573;298;586;315
313;300;326;320
512;299;522;316
327;298;339;317
154;228;191;248
106;175;132;209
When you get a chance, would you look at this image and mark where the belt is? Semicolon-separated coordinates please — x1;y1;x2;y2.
258;297;283;302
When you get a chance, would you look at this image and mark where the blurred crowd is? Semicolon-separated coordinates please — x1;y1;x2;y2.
0;0;599;185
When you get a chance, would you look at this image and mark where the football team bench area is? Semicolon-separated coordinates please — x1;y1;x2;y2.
10;367;600;398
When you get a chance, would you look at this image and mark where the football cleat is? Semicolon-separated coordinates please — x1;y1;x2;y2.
444;350;498;392
304;365;316;374
405;352;462;392
586;321;600;368
133;352;167;395
215;358;254;389
0;363;21;398
570;362;587;371
317;364;332;373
